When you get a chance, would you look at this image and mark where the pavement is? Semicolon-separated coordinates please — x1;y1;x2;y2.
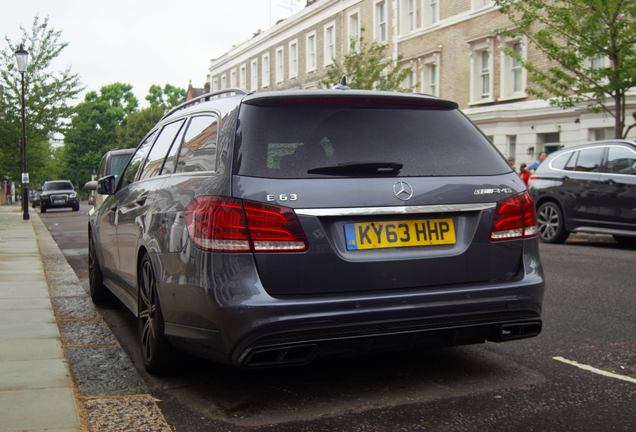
0;204;172;432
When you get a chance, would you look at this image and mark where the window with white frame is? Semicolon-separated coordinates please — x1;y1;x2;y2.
402;0;415;34
375;1;387;43
276;46;284;83
473;0;493;9
289;39;298;78
403;67;416;91
423;0;439;27
306;31;317;72
250;59;258;91
500;36;527;99
212;77;218;91
420;52;440;96
324;22;336;66
469;37;495;104
239;65;246;89
348;9;360;51
221;74;226;89
230;69;236;87
508;135;517;161
262;53;270;87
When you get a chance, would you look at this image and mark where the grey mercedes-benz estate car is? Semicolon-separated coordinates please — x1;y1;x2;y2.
88;87;545;373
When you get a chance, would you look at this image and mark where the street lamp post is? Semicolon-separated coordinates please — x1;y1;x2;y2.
15;45;29;221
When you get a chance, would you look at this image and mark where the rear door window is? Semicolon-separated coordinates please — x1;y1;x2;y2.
175;115;219;173
575;148;605;172
234;102;510;178
139;119;185;180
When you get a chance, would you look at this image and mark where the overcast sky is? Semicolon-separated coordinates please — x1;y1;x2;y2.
1;0;304;106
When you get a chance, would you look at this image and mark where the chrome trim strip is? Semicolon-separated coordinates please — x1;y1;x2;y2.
295;203;497;217
572;227;636;237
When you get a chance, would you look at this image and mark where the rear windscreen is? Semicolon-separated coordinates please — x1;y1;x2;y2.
233;103;511;178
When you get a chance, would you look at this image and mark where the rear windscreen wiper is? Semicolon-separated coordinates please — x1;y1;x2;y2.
307;162;403;175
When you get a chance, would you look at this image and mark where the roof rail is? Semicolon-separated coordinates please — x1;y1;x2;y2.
161;87;249;121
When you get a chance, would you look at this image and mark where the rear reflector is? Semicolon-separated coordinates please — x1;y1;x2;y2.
185;197;308;252
490;191;538;241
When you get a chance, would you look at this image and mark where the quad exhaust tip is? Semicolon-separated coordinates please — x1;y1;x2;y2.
498;321;542;341
242;344;318;368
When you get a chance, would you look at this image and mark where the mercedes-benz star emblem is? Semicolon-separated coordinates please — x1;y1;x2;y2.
393;181;413;201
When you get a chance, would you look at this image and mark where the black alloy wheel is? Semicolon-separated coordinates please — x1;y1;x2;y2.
537;202;569;244
138;254;172;374
88;233;111;303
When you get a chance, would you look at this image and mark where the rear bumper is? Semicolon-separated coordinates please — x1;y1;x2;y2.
158;239;545;368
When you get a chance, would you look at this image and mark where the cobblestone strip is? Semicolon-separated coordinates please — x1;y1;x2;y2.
31;212;172;432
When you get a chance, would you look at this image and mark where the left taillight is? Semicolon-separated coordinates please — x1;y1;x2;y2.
490;191;538;241
185;196;308;252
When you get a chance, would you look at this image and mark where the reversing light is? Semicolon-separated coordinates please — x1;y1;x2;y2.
490;191;538;241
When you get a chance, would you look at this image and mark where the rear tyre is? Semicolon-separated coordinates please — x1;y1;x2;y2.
138;254;172;374
40;205;47;213
72;204;80;211
88;233;111;303
612;235;636;246
537;202;569;244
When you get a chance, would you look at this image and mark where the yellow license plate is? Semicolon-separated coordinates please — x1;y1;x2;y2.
344;218;455;250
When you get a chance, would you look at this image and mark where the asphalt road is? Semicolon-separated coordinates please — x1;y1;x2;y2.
40;204;636;431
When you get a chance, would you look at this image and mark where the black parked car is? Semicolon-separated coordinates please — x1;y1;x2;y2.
88;87;544;374
85;148;135;210
40;180;79;213
529;140;636;244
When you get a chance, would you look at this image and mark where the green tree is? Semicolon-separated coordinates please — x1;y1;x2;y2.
321;28;415;92
0;15;83;186
60;83;138;187
496;0;636;138
145;84;186;111
116;105;164;149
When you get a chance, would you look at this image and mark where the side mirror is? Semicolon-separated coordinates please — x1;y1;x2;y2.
97;175;116;195
84;181;97;191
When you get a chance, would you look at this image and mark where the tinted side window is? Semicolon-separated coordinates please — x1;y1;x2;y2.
161;121;187;175
575;148;604;172
176;115;219;173
139;120;185;180
564;151;578;171
550;152;571;170
606;146;636;175
120;130;158;186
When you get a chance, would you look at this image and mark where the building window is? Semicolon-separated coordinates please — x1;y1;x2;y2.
480;51;490;99
469;37;495;104
474;0;493;8
262;53;270;87
239;65;246;89
402;0;415;34
348;9;360;51
500;37;527;100
420;51;440;97
324;22;336;66
375;1;387;43
250;59;258;91
289;39;298;78
212;77;218;91
423;0;439;26
276;46;284;83
306;31;317;72
230;69;236;87
591;127;615;141
508;135;517;161
221;74;226;89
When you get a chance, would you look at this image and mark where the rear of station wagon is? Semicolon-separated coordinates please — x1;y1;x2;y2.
89;88;545;373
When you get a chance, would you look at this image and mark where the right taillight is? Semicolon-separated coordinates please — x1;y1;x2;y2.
490;191;538;241
185;196;308;252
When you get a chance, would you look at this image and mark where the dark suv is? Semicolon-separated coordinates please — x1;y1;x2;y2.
40;180;79;213
88;88;544;373
529;140;636;244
